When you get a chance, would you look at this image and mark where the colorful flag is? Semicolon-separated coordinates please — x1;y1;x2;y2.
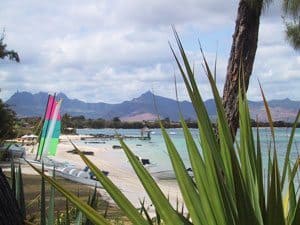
37;95;61;157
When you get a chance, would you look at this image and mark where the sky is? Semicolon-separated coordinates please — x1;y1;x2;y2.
0;0;299;103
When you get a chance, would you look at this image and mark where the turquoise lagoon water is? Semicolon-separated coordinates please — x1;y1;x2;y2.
76;128;300;173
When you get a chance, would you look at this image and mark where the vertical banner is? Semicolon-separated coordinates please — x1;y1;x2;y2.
37;95;61;157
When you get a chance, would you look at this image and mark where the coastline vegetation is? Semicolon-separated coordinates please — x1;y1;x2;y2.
13;115;300;138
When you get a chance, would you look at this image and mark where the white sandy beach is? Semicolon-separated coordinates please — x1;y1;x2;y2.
22;134;184;215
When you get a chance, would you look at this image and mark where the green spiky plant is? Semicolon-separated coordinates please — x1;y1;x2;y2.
28;31;300;225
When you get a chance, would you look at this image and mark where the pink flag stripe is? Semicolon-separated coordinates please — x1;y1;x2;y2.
45;96;61;120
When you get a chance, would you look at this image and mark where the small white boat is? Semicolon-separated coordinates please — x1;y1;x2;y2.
26;158;106;187
53;167;103;187
0;144;26;159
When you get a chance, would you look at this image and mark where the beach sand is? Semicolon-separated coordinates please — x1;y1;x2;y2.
22;134;184;216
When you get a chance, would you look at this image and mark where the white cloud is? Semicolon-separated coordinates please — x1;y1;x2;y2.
0;0;299;104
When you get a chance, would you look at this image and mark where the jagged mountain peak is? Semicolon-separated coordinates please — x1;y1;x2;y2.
5;90;299;121
132;91;154;102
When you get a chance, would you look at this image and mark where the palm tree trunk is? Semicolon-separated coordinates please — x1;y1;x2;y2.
222;0;262;139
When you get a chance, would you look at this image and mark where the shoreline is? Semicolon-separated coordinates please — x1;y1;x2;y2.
19;134;184;215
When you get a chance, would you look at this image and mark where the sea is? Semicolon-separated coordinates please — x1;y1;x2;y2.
76;128;300;173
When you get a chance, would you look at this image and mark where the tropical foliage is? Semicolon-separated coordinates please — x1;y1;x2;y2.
25;33;300;225
283;0;300;49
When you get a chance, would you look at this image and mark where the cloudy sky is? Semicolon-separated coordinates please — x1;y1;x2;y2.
0;0;299;103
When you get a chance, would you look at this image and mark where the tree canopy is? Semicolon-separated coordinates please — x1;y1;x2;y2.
0;34;19;143
0;33;19;62
283;0;300;49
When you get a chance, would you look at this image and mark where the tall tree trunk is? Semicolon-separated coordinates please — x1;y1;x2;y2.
222;0;263;139
0;168;23;225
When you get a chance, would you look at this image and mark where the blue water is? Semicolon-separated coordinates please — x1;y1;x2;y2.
77;128;300;172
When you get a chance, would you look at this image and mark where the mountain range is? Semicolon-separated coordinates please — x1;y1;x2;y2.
5;91;300;122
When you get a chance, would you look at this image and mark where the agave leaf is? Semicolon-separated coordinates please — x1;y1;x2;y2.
139;198;145;214
155;208;161;225
258;82;287;225
26;160;110;225
199;37;262;225
255;124;266;223
266;152;285;225
89;185;98;209
230;155;261;225
26;193;40;209
291;195;300;225
16;163;26;221
286;163;295;224
119;138;186;225
213;43;218;82
281;110;300;189
181;203;185;216
171;28;222;165
74;211;83;225
47;168;55;225
56;210;60;225
139;199;153;225
69;141;149;225
238;82;257;179
172;32;233;211
172;29;239;225
258;81;276;149
238;85;262;224
65;199;70;225
41;163;46;225
200;46;237;195
181;116;234;225
267;140;273;196
104;201;109;218
10;156;16;198
159;124;203;224
86;185;98;225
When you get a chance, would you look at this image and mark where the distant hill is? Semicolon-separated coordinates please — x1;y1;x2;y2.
5;91;300;122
